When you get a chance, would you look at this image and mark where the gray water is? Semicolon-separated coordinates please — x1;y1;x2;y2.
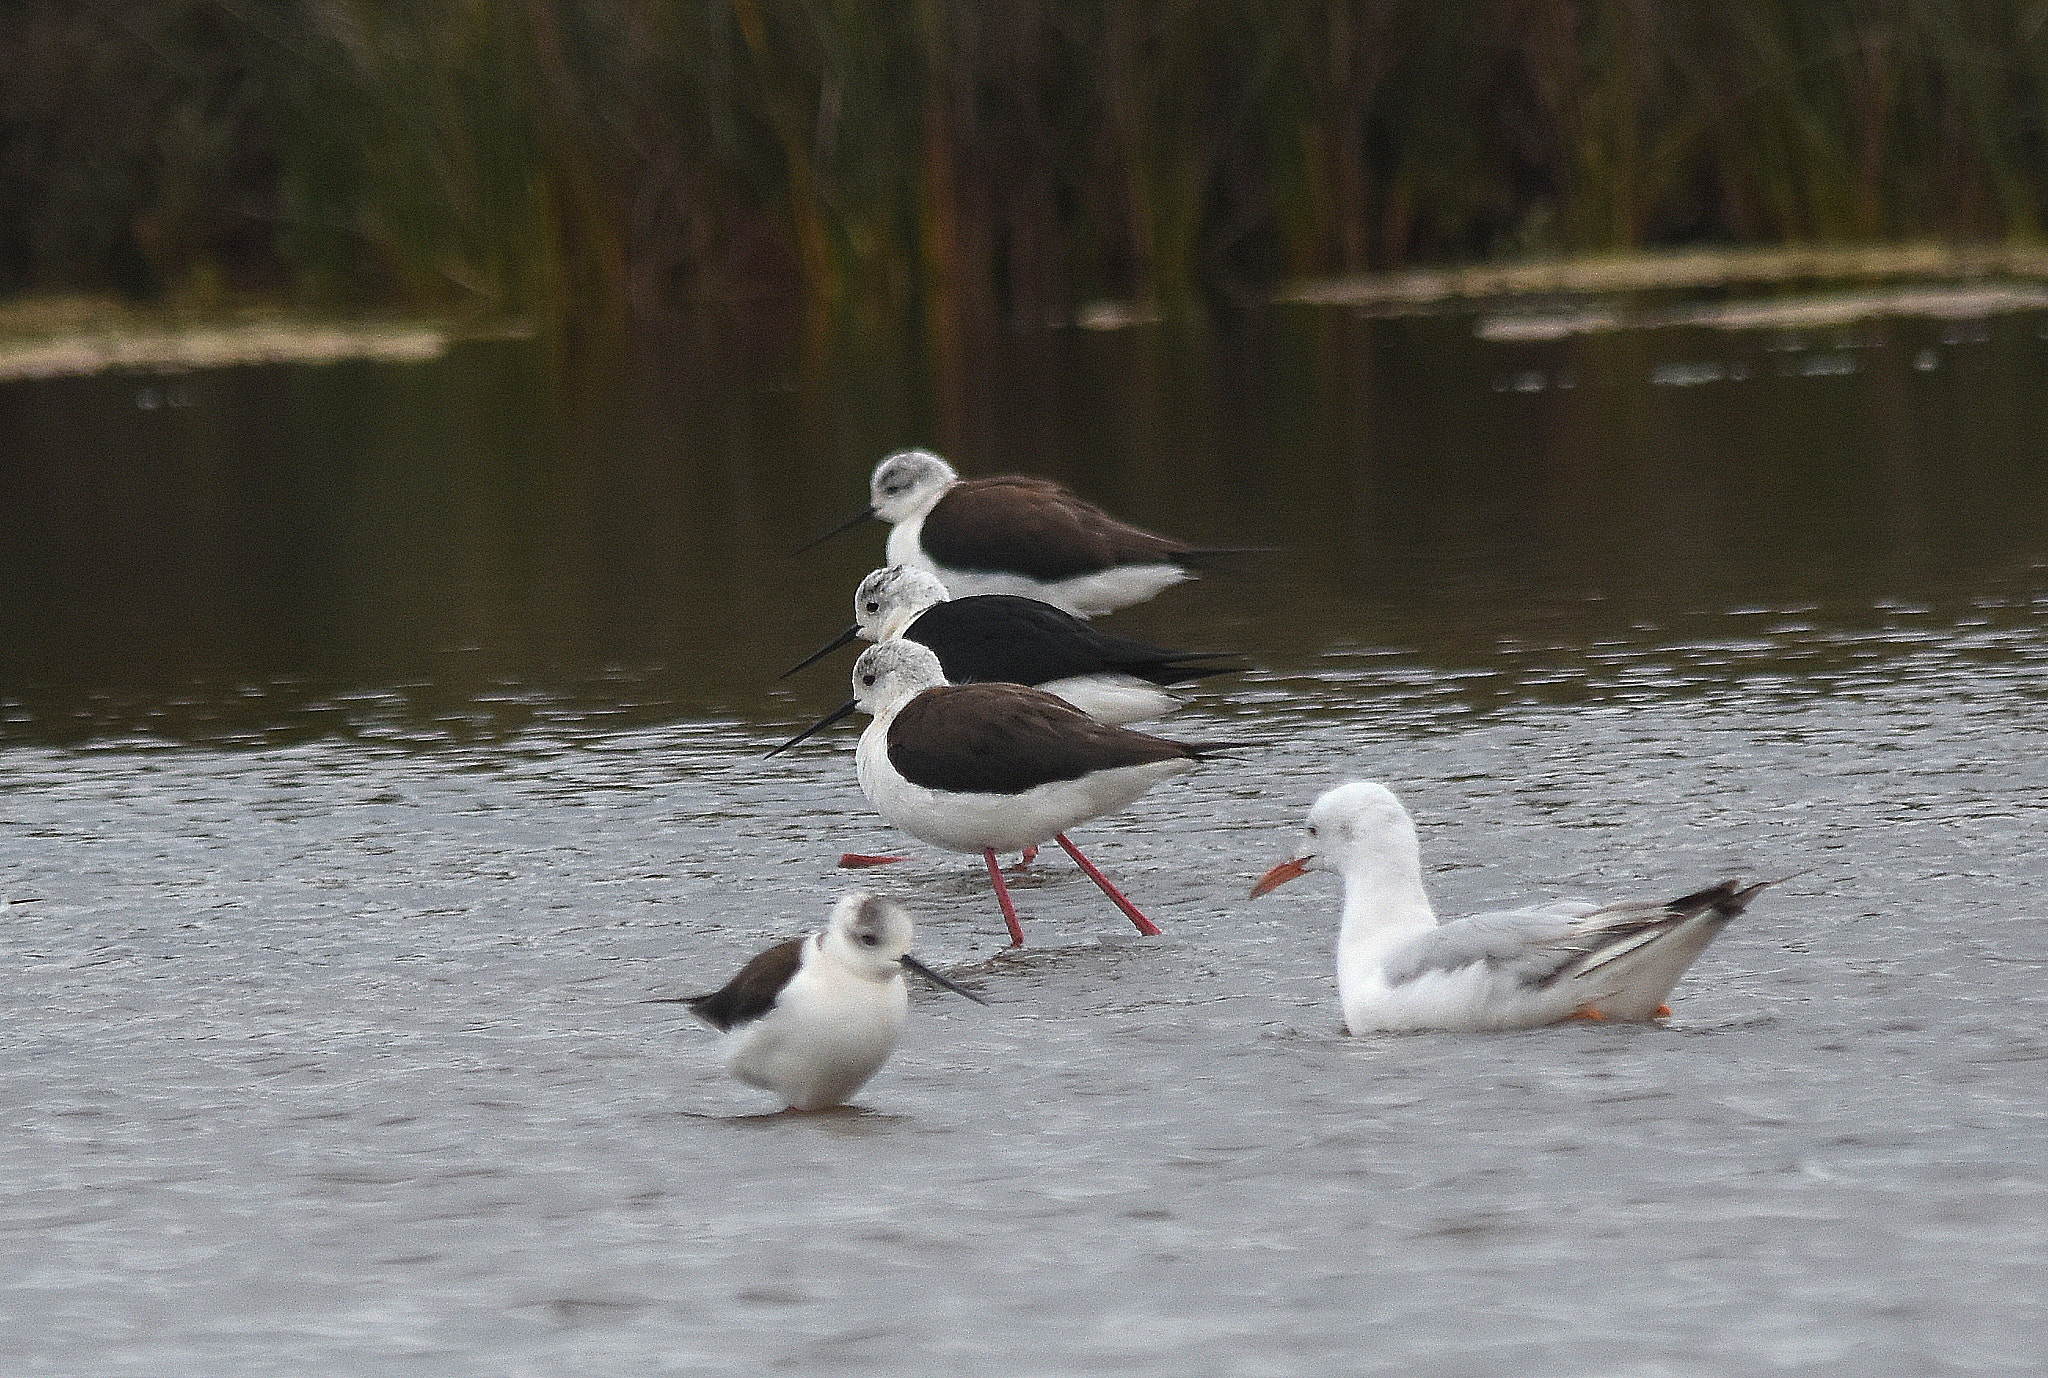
4;293;2047;1374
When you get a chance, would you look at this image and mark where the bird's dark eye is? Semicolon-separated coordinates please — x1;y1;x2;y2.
1306;825;1319;838
864;601;880;614
861;673;877;687
859;932;879;946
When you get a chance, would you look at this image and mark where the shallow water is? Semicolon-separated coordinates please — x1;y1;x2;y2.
4;295;2047;1374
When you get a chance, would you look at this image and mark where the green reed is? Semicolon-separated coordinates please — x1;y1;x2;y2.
6;1;2048;323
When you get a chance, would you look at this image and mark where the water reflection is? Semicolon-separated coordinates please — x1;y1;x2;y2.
8;292;2048;1378
2;297;2046;747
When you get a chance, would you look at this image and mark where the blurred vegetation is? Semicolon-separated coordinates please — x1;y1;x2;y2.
5;1;2048;326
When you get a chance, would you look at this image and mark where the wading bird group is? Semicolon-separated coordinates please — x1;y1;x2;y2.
683;448;1774;1110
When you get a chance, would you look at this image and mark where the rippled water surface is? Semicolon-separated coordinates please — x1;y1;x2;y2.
4;296;2048;1374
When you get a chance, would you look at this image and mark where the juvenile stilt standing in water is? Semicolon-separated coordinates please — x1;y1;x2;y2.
678;892;984;1111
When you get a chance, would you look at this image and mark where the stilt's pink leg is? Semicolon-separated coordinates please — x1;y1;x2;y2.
1054;833;1163;936
838;853;907;869
982;849;1027;947
1005;845;1039;872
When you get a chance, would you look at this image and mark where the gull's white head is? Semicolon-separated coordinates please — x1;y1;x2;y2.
868;449;959;524
1251;780;1420;896
853;565;951;641
820;892;917;983
850;639;950;716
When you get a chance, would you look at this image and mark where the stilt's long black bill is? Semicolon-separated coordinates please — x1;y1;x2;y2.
792;504;877;555
901;954;989;1005
779;623;862;679
767;698;858;756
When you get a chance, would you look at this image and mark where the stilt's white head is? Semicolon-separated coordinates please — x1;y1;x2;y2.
821;892;917;982
822;890;988;1005
853;565;951;641
868;450;959;524
851;639;951;716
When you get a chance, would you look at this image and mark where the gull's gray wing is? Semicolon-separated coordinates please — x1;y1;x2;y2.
1382;881;1766;993
1381;903;1601;990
